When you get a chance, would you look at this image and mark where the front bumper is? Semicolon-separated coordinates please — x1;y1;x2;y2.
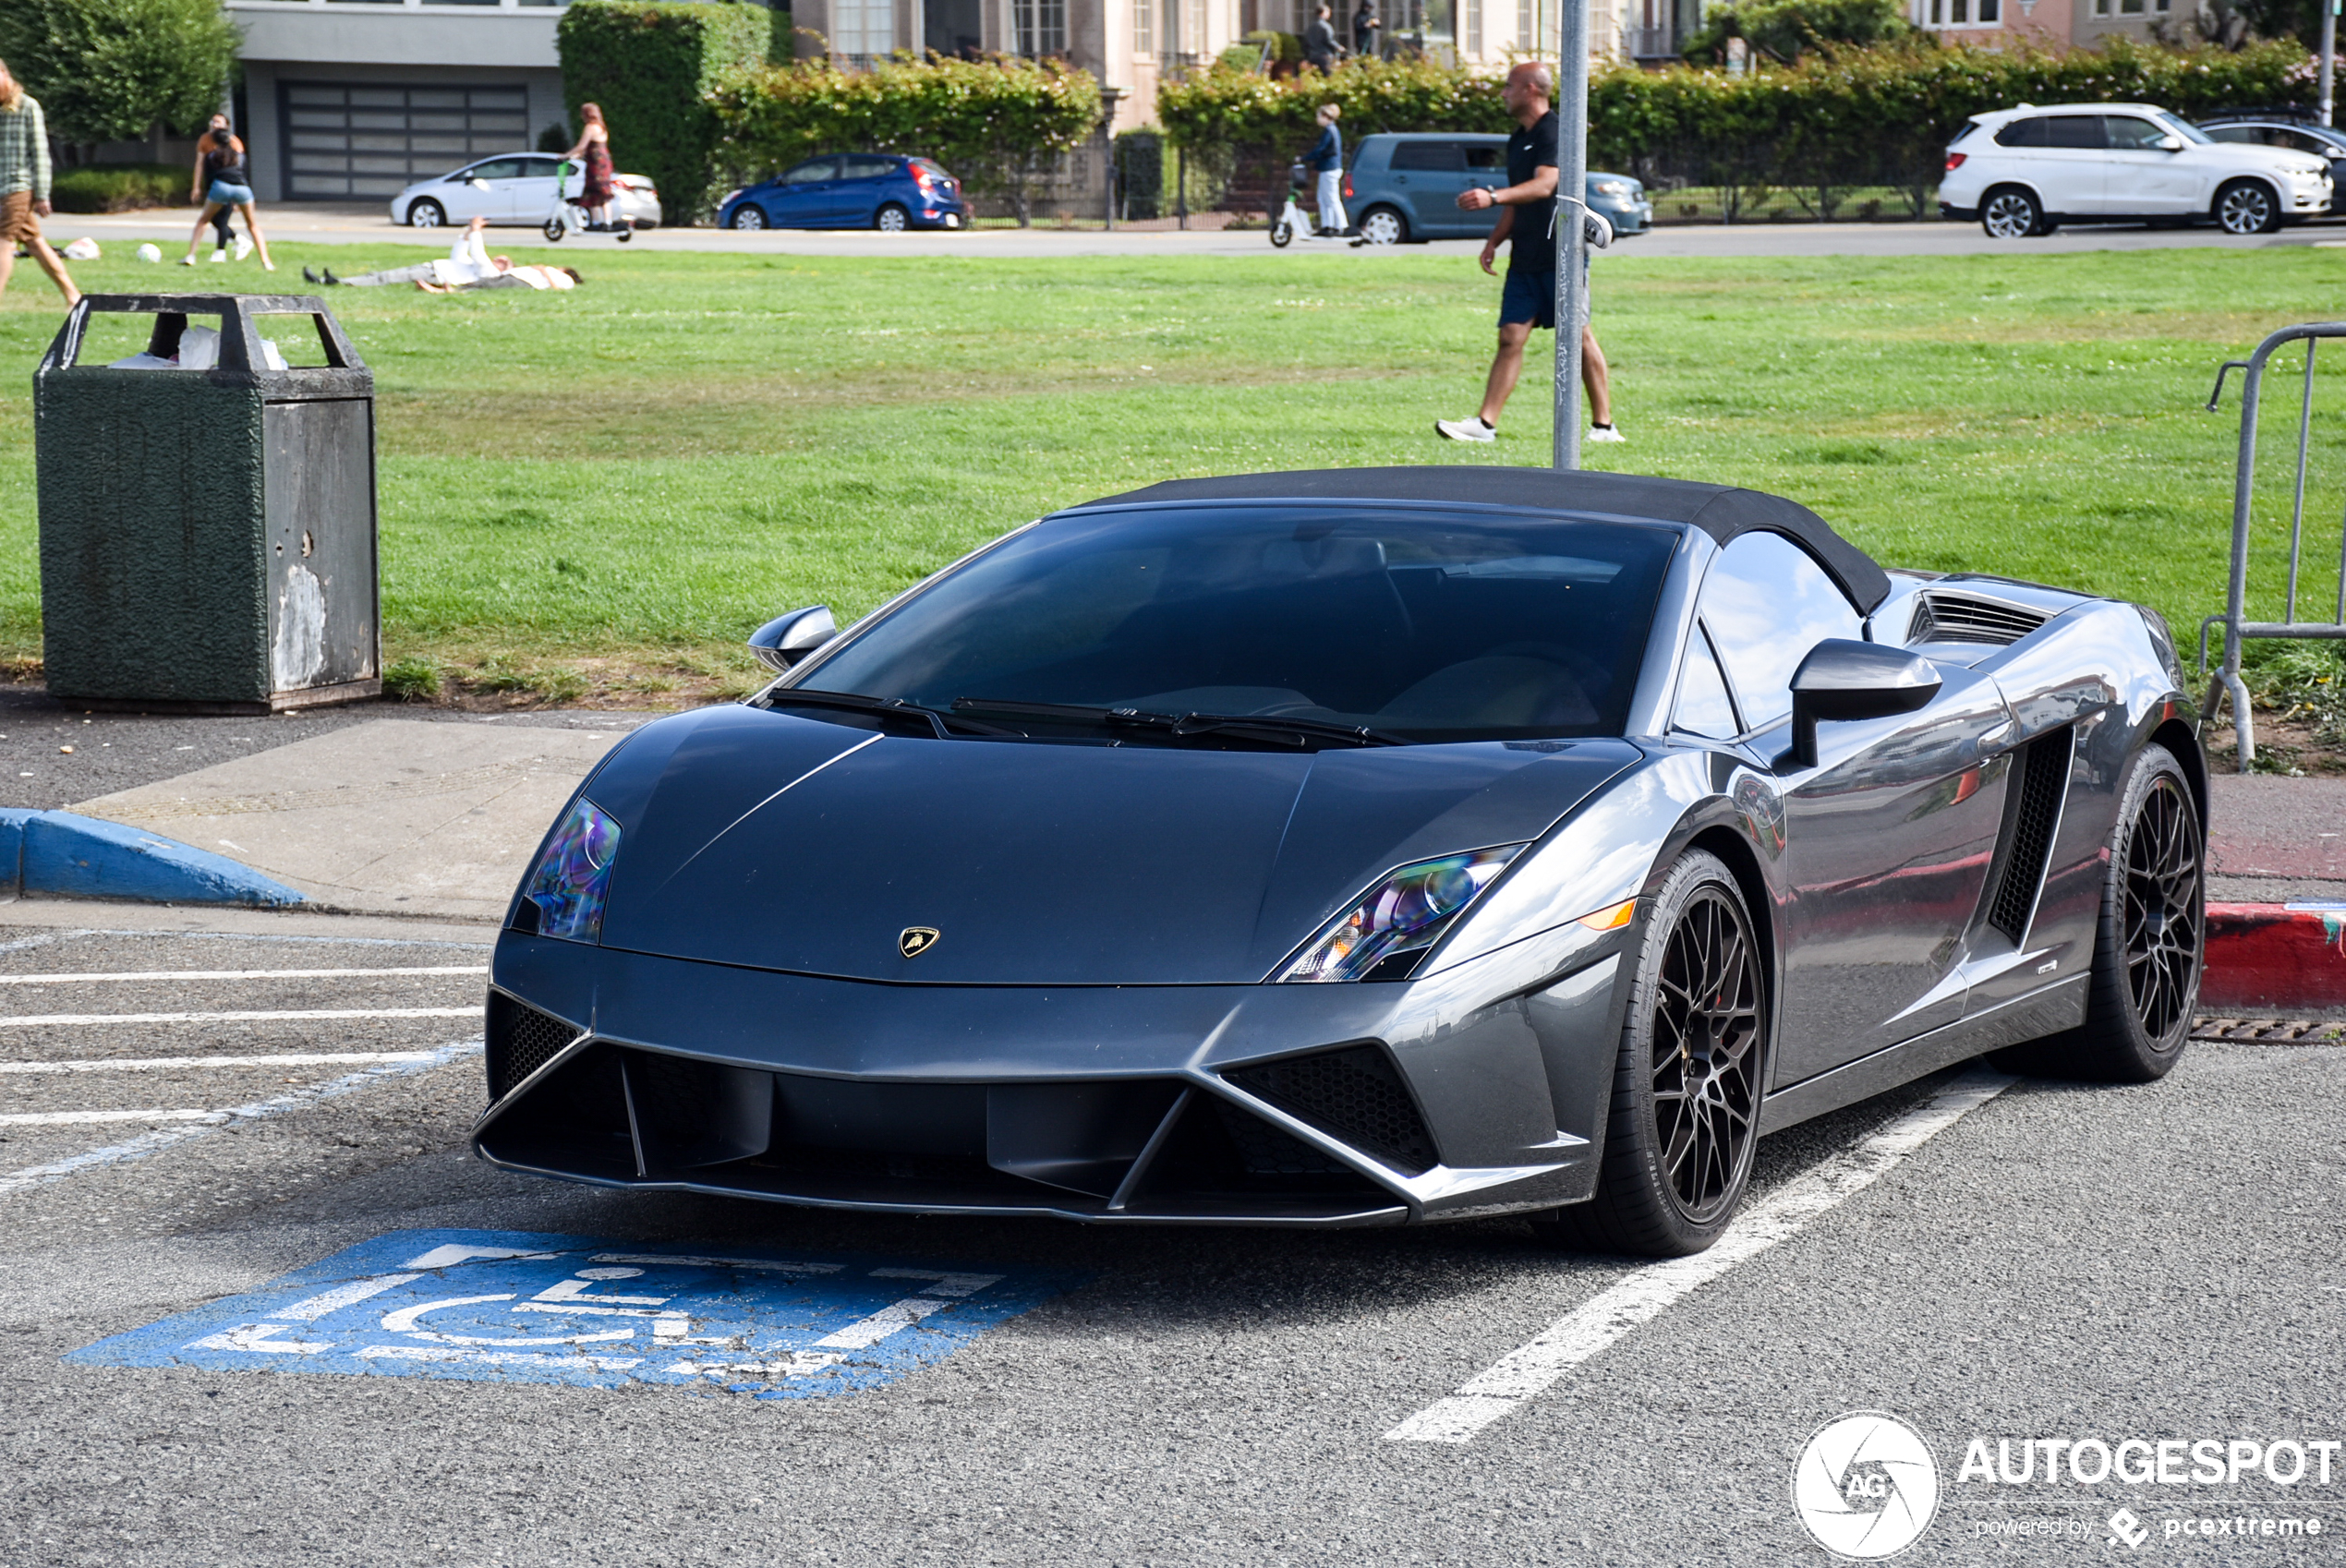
475;935;1629;1226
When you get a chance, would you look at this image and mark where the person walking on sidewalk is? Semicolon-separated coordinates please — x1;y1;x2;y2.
1306;103;1349;238
564;103;619;231
1304;3;1343;72
179;120;274;271
0;62;78;308
1433;61;1621;447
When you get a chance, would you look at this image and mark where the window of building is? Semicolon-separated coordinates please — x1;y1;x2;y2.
833;0;894;60
1466;0;1482;54
1136;0;1155;54
1017;0;1068;55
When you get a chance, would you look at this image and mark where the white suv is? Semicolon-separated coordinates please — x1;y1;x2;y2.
1939;103;2330;237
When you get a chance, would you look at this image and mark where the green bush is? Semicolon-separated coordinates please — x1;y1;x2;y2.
556;0;771;224
711;54;1102;225
1159;37;2316;219
50;163;187;213
1681;0;1913;64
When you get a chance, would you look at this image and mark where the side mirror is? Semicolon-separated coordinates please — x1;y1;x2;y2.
2157;135;2184;151
1782;639;1941;770
748;605;837;672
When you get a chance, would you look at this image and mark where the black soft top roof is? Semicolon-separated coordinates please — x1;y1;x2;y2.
1068;465;1892;614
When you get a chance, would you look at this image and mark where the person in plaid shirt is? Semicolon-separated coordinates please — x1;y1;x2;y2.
0;59;79;307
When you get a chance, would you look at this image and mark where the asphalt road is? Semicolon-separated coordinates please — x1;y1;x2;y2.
0;906;2338;1567
57;201;2346;260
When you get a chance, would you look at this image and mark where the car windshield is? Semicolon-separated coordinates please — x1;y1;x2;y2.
2156;112;2212;145
792;506;1679;743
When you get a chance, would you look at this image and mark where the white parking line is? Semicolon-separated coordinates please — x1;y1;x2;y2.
0;1109;221;1126
0;967;488;986
0;1039;484;1197
0;1053;445;1074
0;1007;480;1028
1382;1068;2015;1445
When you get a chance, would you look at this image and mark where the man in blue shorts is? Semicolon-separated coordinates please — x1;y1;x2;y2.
1433;60;1620;445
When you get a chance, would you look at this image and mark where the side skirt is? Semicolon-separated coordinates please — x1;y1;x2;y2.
1755;973;2087;1136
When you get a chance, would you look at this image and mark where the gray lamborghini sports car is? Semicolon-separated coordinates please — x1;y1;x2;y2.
478;467;2207;1256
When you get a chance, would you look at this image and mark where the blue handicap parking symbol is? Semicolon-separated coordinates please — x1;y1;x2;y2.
67;1228;1082;1398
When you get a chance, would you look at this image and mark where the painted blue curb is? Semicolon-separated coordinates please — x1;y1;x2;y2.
0;809;306;907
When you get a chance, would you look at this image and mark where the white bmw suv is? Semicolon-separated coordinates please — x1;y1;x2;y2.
1939;102;2330;237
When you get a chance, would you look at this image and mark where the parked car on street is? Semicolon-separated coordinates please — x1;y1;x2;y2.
1343;132;1652;245
392;154;659;230
720;154;967;232
2196;110;2346;197
1939;103;2330;236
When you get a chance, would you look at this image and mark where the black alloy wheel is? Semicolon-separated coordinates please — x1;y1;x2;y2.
1536;849;1766;1257
1991;742;2203;1083
1980;187;2042;239
2215;178;2280;235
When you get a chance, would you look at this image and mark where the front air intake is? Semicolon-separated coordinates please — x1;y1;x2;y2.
485;992;582;1101
1908;593;2048;648
1222;1044;1439;1175
1987;728;2074;945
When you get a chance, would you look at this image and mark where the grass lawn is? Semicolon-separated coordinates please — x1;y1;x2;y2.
0;237;2339;707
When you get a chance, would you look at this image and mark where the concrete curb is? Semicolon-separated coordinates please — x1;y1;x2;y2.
2205;903;2346;1014
0;810;307;908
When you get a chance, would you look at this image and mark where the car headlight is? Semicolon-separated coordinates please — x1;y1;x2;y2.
519;796;622;943
1592;180;1631;198
1279;845;1525;983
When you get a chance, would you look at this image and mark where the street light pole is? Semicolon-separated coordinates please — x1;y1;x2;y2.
2323;0;2338;129
1551;0;1588;470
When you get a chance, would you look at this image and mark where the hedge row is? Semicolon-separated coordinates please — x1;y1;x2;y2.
51;163;188;213
709;55;1102;224
1158;38;2316;218
556;0;774;224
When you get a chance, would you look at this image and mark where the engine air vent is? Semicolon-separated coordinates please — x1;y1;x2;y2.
1907;593;2048;648
1987;728;2074;945
1222;1044;1438;1175
486;992;581;1101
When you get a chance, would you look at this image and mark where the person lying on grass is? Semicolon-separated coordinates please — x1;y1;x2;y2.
302;216;581;292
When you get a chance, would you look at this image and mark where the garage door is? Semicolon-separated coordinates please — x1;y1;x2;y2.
281;82;531;199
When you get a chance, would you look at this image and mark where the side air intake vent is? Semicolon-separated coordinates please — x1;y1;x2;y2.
1222;1044;1438;1175
1987;729;2074;944
486;992;582;1101
1908;594;2048;648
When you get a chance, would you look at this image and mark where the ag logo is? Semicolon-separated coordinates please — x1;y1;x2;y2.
898;926;941;959
1791;1411;1941;1560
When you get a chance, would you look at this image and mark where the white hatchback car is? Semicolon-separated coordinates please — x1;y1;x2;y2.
390;154;660;230
1939;103;2330;237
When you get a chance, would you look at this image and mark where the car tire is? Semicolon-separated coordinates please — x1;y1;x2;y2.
2215;178;2281;235
1979;187;2043;239
876;202;910;233
408;199;446;230
1989;743;2203;1084
1533;849;1766;1258
1357;205;1408;245
728;206;768;231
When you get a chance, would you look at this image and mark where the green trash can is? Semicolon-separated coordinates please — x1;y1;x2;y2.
33;293;380;714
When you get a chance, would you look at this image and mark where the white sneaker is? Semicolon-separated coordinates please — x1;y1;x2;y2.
1435;416;1496;442
234;237;253;260
210;247;227;263
1588;423;1626;443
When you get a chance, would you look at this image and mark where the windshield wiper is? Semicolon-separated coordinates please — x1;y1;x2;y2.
763;688;1011;739
949;698;1405;749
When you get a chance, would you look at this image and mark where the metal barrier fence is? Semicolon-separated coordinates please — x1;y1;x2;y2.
2202;321;2346;770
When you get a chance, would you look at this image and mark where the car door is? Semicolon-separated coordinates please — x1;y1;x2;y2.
833;154;898;225
1993;114;2103;214
765;157;841;226
503;155;565;223
434;161;498;222
1460;139;1507;223
2101;114;2196;214
1386;140;1470;235
454;158;527;220
1698;533;2013;1087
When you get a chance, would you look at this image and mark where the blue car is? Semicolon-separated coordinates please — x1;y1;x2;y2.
1345;132;1653;245
720;152;967;232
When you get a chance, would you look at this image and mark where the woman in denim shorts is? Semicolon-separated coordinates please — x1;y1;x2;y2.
180;119;274;271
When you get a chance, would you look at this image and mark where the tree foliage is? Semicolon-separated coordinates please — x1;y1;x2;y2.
556;0;772;224
0;0;239;142
1680;0;1914;65
710;54;1103;225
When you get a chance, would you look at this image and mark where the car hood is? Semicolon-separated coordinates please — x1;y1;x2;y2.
2209;144;2328;175
580;706;1639;984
